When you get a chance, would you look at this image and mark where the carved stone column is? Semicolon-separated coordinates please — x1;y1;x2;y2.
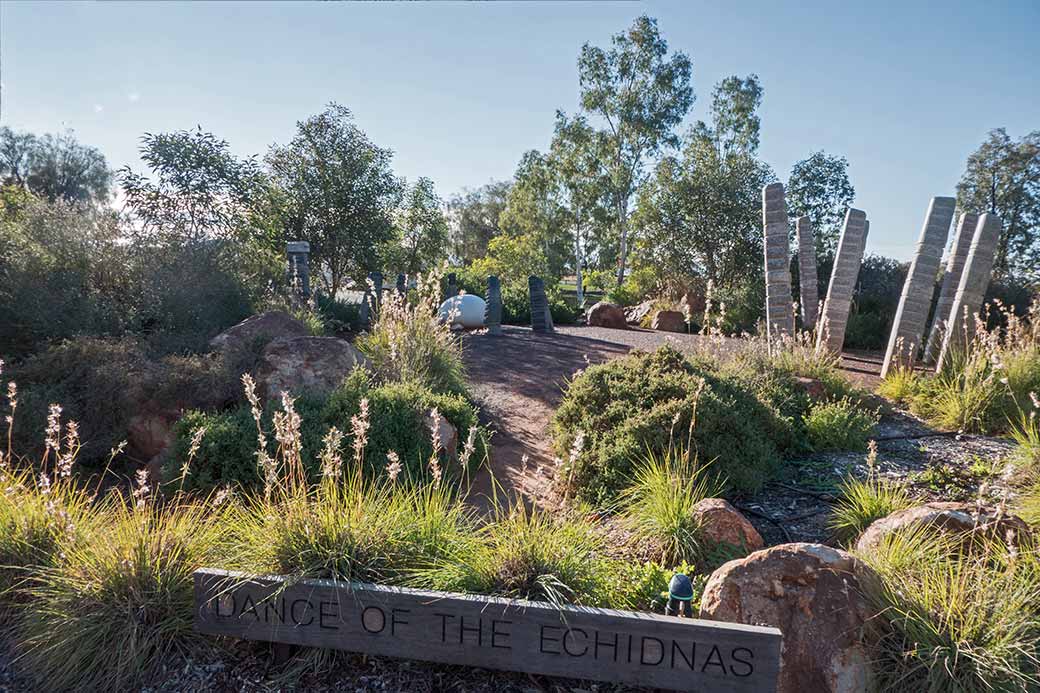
762;183;795;345
816;209;869;355
923;212;978;364
528;276;554;333
485;275;503;336
796;216;819;330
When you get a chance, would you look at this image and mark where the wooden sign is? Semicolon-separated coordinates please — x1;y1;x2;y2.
194;568;781;692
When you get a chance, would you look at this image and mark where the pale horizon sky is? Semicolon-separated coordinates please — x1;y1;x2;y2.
2;0;1038;261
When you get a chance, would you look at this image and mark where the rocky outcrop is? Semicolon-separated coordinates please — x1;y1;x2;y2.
209;312;310;353
855;501;1031;553
257;336;367;399
700;543;877;693
586;302;628;329
692;498;764;552
624;300;655;326
651;310;686;333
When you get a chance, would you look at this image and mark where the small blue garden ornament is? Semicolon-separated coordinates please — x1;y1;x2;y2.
665;573;694;618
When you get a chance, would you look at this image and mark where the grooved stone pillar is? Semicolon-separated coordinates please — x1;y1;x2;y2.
881;197;955;378
446;272;457;301
923;212;979;364
485;275;503;335
796;216;819;330
286;241;311;298
396;273;406;294
528;276;554;333
762;183;794;344
935;213;1002;371
816;209;869;355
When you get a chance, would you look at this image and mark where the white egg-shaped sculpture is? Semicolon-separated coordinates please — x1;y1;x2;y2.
438;293;487;329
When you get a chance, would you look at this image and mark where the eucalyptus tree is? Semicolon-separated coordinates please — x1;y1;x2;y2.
447;180;511;263
577;15;693;286
498;149;571;281
956;128;1040;280
393;176;449;275
1;127;113;205
787;151;856;258
265;103;404;295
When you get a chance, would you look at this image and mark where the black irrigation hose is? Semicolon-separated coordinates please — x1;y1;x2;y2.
731;502;793;543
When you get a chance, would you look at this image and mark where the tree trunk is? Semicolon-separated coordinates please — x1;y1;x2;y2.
574;221;584;307
615;199;629;287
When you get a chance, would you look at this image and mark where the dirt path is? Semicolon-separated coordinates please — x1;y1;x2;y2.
460;324;885;512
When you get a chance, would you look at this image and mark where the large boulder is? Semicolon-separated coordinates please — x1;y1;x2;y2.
257;336;367;400
423;409;458;459
651;309;686;333
700;543;877;693
209;311;310;353
693;498;764;552
855;501;1031;553
126;409;179;461
586;301;628;329
624;300;655;326
439;294;487;329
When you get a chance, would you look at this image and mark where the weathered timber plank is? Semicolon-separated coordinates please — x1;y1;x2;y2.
195;569;781;693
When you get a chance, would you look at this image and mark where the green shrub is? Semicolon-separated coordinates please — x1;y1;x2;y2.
553;346;788;504
17;498;230;692
858;529;1040;692
11;337;244;468
620;447;723;565
805;397;879;452
168;370;484;493
615;560;702;612
315;294;360;334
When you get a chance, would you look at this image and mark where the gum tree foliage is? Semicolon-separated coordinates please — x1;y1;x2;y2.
577;15;693;286
550;112;613;305
633;75;775;295
956;128;1040;281
266;103;404;295
786;151;856;258
446;180;511;263
0;127;113;205
119;128;267;246
392;177;449;275
498;150;572;282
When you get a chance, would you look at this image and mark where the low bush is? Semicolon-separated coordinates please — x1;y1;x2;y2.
315;294;360;334
805;397;879;452
168;370;485;493
553;346;789;504
615;560;702;613
16;497;230;692
858;528;1040;692
877;366;922;404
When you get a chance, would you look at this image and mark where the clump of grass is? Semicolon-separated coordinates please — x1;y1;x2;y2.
620;445;722;566
878;366;922;404
858;527;1040;692
430;504;619;607
1009;394;1040;471
16;496;231;692
828;441;913;544
356;266;467;397
805;396;879;451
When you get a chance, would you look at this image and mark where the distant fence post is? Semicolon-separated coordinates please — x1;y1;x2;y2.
529;276;554;333
485;275;503;335
286;241;311;299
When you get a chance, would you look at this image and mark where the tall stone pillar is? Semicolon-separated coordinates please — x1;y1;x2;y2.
286;241;311;298
396;273;407;295
528;276;554;333
368;271;384;314
446;272;457;301
923;212;979;364
816;209;869;356
880;197;955;378
762;183;795;345
934;213;1002;371
795;216;819;330
485;275;503;336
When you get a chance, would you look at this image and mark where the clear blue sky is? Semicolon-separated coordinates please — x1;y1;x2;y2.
2;1;1038;261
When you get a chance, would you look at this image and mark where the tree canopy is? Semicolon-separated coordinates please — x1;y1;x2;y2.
0;127;113;206
787;151;856;258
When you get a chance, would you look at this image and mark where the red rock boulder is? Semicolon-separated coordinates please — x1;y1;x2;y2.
586;301;628;330
700;543;877;693
855;501;1031;553
693;498;764;552
209;311;310;353
652;309;686;333
257;336;366;400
